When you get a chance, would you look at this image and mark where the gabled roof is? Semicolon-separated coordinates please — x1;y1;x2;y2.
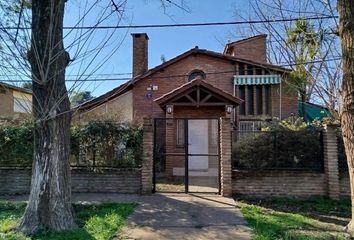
0;82;32;94
155;78;243;107
77;81;132;111
135;47;290;82
79;47;289;111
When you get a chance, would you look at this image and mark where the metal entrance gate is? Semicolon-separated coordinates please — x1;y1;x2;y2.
153;118;220;193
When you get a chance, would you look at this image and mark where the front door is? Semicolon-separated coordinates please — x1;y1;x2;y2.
188;119;209;171
188;119;219;193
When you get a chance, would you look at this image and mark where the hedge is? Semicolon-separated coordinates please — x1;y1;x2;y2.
0;121;143;168
232;118;324;170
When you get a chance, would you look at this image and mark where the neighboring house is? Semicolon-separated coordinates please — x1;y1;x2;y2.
0;82;32;121
77;33;298;189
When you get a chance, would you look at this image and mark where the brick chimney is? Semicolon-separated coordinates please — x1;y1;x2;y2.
223;34;267;63
132;33;149;77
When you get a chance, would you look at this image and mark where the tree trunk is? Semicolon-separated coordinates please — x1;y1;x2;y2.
18;0;76;234
337;0;354;236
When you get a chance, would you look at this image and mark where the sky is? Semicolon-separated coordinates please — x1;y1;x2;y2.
63;0;251;97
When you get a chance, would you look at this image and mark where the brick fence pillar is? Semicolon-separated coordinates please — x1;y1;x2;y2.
323;124;340;200
220;117;232;197
141;118;153;194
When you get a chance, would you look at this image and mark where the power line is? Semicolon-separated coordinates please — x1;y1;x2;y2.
0;73;133;77
0;56;342;83
0;15;338;31
0;78;131;83
0;56;341;80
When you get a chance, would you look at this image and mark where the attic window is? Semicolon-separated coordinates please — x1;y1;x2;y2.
188;70;206;81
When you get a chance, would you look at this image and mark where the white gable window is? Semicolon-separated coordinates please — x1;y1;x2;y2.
14;97;32;113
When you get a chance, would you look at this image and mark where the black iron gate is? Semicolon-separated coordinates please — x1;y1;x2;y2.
153;118;220;193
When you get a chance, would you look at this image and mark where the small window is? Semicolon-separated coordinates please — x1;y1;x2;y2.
14;97;32;113
188;70;205;81
239;121;262;131
176;120;185;146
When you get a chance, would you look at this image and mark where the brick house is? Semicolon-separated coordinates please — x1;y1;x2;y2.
0;82;32;121
77;33;298;195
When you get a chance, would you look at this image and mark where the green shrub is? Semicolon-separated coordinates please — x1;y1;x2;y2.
233;117;323;170
0;121;142;169
70;121;143;168
0;121;33;166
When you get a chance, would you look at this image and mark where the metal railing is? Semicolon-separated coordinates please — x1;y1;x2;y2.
232;130;324;171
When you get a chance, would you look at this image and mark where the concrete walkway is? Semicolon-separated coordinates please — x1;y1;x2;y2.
119;193;251;240
2;193;251;239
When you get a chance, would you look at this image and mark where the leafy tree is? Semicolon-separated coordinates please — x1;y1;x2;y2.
234;0;341;113
286;19;322;121
70;91;94;107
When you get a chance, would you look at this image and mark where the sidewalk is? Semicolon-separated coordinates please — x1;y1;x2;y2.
119;193;251;240
1;193;251;240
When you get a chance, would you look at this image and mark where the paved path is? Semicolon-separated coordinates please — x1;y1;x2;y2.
2;193;251;239
120;193;251;240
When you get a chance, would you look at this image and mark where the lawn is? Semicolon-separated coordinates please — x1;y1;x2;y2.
0;201;136;240
235;197;351;240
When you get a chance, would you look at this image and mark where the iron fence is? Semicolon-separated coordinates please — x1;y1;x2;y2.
232;129;324;171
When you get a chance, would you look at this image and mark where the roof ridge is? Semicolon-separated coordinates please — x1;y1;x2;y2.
0;82;32;94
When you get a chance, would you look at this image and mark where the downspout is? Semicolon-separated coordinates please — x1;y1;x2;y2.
279;78;282;119
233;78;236;128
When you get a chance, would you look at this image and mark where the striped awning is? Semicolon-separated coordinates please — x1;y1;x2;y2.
234;74;281;85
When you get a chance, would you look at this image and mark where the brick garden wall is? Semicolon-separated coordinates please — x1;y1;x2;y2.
72;169;141;193
233;170;341;198
233;170;351;198
0;168;31;195
0;168;141;195
0;168;351;197
340;172;350;197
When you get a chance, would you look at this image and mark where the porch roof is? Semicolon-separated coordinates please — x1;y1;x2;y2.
155;79;243;107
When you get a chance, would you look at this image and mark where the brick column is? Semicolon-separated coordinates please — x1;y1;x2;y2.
323;124;340;199
141;118;153;194
220;117;232;197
